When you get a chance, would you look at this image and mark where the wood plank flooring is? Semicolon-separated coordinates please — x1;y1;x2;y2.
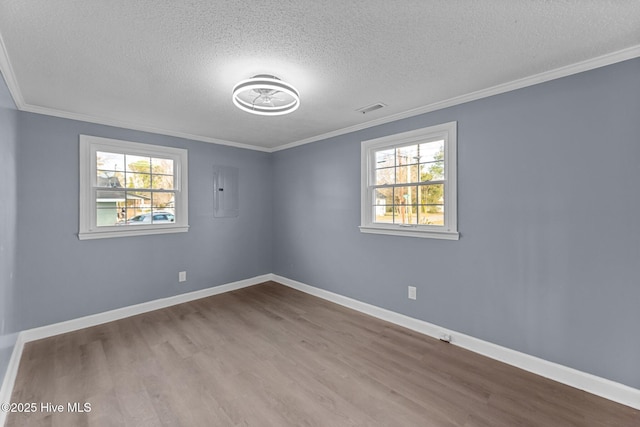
6;281;639;426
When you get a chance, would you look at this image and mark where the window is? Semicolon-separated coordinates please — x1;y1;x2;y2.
360;122;458;240
79;135;189;240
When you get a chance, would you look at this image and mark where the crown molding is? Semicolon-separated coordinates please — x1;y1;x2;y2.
1;29;638;154
0;28;24;108
0;32;268;152
20;103;271;152
270;44;640;152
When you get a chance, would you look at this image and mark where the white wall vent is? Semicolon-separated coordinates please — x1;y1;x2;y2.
356;103;386;114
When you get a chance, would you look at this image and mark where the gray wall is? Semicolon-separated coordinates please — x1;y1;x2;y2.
0;72;18;385
272;57;640;389
14;113;273;330
2;57;639;393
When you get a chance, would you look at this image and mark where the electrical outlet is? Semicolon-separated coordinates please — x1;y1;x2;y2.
408;286;417;300
179;271;187;282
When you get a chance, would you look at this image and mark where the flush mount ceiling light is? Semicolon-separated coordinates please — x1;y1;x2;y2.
232;75;300;116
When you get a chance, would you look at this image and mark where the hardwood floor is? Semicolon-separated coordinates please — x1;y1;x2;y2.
6;281;639;426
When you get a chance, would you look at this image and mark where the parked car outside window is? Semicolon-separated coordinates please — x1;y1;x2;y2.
126;212;175;225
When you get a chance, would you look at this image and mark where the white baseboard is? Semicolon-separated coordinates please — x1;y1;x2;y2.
271;274;640;411
1;272;638;426
20;274;271;342
0;274;270;426
0;333;25;427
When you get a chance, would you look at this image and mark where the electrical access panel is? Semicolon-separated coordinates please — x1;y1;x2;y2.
213;165;239;218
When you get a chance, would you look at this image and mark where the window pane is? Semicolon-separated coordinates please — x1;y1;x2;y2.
419;161;444;181
419;140;444;162
126;212;148;225
125;205;145;223
127;172;152;189
152;157;174;175
96;190;125;227
375;188;393;204
126;155;151;173
97;151;125;187
374;188;393;223
418;206;444;225
151;208;175;224
419;184;444;205
394;186;418;206
375;149;394;168
374;207;394;223
375;167;394;185
97;151;124;172
129;191;152;209
393;205;418;225
418;184;444;225
96;205;120;227
152;174;174;190
96;170;124;188
396;164;419;184
152;192;175;209
392;187;418;224
396;145;419;166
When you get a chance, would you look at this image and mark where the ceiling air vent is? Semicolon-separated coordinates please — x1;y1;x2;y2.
356;102;386;114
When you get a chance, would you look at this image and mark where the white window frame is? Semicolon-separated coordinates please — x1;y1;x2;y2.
79;135;189;240
360;121;459;240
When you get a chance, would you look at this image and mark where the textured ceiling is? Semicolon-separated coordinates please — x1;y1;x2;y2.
0;1;639;151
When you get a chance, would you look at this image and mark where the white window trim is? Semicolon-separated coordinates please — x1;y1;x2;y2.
360;122;459;240
79;135;189;240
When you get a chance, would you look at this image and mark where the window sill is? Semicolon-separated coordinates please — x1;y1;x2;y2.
359;225;459;240
78;225;189;240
